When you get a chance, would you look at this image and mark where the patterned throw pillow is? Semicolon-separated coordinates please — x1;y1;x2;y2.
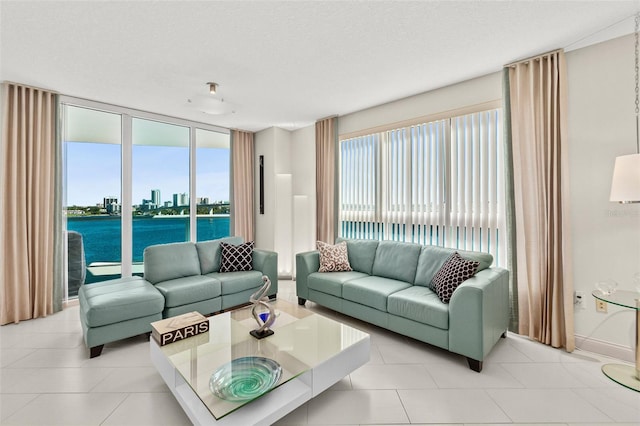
219;241;254;272
317;241;352;272
431;252;479;303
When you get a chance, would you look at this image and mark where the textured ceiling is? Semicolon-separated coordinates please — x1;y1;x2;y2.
2;1;639;132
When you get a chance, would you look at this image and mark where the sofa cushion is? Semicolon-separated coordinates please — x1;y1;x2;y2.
431;252;480;303
371;241;422;283
144;242;201;284
387;286;449;330
317;241;352;272
220;241;254;272
414;245;493;287
206;270;264;295
308;271;369;297
79;277;165;327
343;276;412;312
154;275;221;308
196;236;244;274
336;238;379;274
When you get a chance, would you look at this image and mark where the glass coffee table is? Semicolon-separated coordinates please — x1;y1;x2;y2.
150;300;370;424
592;290;640;392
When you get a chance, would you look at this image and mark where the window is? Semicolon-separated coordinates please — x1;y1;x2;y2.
195;128;231;241
132;118;191;261
61;99;230;298
339;107;506;266
64;106;123;293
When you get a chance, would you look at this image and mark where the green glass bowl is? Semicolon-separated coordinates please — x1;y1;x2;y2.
209;356;282;402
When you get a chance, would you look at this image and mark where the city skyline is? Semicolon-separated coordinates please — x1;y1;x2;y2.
65;142;230;206
69;190;230;208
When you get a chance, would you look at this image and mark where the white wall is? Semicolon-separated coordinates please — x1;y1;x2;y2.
339;72;502;135
290;125;316;273
566;34;640;360
255;125;316;277
254;127;278;251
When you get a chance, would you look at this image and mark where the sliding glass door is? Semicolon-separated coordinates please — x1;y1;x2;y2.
61;98;230;298
132;118;191;273
64;106;123;294
196;128;231;241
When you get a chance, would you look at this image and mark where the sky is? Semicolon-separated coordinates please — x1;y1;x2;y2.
65;142;230;206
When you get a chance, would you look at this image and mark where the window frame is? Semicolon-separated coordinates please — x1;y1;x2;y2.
59;96;230;292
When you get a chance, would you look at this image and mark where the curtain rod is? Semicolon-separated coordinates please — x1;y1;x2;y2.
316;114;338;122
564;13;634;51
504;48;563;68
2;80;59;94
506;12;638;68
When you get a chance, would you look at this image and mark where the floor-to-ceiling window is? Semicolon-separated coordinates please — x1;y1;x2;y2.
64;106;123;294
195;128;231;241
61;98;230;298
132;118;191;270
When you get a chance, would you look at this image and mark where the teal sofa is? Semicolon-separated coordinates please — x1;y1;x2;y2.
296;238;509;372
79;237;278;357
144;237;278;317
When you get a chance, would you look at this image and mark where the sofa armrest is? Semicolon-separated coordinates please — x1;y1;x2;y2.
252;249;278;296
295;250;320;300
448;267;509;362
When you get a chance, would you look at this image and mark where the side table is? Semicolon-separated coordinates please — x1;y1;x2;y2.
592;290;640;392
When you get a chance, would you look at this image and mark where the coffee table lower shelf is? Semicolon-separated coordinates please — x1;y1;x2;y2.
150;335;370;425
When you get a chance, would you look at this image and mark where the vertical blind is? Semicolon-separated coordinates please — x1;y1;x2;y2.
339;108;506;267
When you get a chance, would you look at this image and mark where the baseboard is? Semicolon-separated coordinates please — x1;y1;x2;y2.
575;334;634;363
64;298;79;308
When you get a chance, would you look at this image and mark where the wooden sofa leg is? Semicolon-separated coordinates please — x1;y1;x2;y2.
269;294;277;300
501;331;507;338
467;358;483;372
145;332;151;340
90;345;104;358
298;297;306;306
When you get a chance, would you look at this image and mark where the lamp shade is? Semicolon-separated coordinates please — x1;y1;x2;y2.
610;153;640;203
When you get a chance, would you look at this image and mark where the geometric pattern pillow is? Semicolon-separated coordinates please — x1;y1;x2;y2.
219;241;254;272
317;241;352;272
431;252;479;303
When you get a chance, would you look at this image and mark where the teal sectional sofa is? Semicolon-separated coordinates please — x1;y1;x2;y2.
79;236;277;357
296;238;509;372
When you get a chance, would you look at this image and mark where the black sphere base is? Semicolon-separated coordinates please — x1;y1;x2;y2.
250;329;274;339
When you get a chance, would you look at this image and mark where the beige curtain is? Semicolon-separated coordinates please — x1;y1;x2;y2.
507;50;575;351
316;117;337;243
231;129;254;241
1;82;58;325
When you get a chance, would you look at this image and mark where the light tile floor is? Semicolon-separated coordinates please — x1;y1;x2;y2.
1;280;639;425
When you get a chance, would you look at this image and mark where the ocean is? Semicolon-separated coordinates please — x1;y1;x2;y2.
67;216;230;265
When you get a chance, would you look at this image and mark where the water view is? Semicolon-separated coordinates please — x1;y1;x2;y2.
67;216;230;290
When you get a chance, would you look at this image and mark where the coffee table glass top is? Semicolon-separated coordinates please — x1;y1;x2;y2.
158;300;370;420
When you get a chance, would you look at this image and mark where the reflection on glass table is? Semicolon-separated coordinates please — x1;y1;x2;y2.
151;299;371;424
592;290;640;392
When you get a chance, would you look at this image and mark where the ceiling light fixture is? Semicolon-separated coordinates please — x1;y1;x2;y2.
610;13;640;203
207;82;218;95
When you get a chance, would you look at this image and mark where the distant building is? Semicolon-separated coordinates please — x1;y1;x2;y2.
173;192;189;207
163;201;172;207
151;189;160;207
103;196;120;214
103;196;117;208
197;197;209;205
